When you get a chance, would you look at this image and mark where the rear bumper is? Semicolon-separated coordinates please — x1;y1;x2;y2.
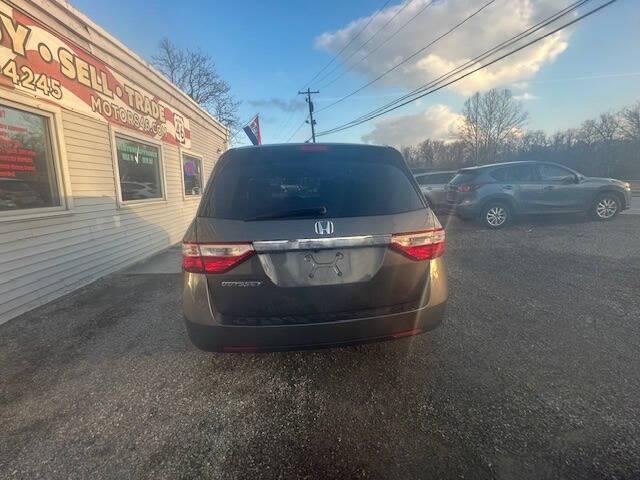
183;257;448;352
185;302;446;352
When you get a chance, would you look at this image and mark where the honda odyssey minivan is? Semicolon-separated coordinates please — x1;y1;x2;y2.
182;144;448;351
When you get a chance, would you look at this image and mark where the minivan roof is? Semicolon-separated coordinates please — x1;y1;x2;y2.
228;142;396;152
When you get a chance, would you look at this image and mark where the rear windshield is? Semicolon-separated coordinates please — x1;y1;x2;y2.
450;170;480;185
203;147;424;220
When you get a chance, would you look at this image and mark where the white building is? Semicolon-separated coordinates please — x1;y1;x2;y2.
0;0;228;324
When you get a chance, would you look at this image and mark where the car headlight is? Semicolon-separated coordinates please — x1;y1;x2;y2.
623;182;631;191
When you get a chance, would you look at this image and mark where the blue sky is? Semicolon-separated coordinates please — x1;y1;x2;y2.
73;0;639;146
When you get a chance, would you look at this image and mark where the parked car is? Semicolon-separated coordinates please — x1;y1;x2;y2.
182;143;448;351
414;171;456;210
445;161;632;228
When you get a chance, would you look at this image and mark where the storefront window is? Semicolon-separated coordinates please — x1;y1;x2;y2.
0;104;60;212
182;154;203;196
115;136;163;202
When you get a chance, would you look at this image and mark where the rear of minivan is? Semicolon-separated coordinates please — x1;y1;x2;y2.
182;144;447;351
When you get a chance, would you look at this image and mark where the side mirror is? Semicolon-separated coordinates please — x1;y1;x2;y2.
561;175;578;185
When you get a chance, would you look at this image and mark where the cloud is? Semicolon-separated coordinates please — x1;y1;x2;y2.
248;98;305;112
513;92;539;101
361;104;463;146
315;0;571;95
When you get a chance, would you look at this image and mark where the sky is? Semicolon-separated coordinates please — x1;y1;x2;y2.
72;0;640;147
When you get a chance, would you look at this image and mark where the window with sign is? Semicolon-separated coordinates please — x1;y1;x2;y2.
182;154;203;196
0;104;61;212
115;136;163;202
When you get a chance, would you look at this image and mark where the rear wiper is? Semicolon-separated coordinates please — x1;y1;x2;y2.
244;206;327;221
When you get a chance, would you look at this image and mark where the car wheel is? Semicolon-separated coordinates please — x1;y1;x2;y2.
481;202;511;229
592;193;620;220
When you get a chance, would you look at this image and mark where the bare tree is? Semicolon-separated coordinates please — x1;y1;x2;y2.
577;119;599;147
458;89;528;165
458;92;483;165
401;146;418;167
152;38;239;129
593;113;621;144
620;102;640;142
592;113;622;176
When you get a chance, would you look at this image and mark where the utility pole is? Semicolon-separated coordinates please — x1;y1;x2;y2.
298;88;319;143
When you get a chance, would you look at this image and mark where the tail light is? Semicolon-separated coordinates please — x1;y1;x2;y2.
456;184;482;193
390;228;445;260
182;243;255;273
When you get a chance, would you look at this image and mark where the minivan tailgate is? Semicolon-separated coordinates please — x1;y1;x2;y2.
195;210;437;318
253;235;389;287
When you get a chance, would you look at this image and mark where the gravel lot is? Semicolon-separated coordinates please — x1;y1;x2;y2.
1;214;640;479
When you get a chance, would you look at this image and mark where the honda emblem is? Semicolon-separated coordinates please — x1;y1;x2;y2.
314;220;334;235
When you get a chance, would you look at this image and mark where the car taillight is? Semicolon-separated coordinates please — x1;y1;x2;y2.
390;228;446;260
457;184;482;192
182;243;255;273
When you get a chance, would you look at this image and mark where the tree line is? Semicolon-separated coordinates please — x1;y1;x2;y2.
402;89;640;179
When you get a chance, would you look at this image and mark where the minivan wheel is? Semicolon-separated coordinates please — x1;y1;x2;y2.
481;202;511;229
592;193;620;220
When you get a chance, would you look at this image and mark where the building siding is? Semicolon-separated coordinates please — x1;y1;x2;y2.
0;1;228;324
1;109;224;324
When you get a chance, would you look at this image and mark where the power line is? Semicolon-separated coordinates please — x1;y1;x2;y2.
274;106;307;143
315;0;497;114
275;0;392;142
316;0;416;88
320;0;435;90
318;0;592;135
316;0;617;138
285;117;308;143
342;0;592;126
300;0;392;90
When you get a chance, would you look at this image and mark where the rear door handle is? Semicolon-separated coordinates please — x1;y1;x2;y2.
502;185;513;190
543;186;555;191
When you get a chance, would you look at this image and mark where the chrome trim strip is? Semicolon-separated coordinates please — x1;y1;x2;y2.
253;234;392;252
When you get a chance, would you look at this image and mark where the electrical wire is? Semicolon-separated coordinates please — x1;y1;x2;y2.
274;0;392;142
285;117;308;142
341;0;592;126
316;0;617;137
316;0;416;88
300;0;392;90
320;0;435;90
315;0;497;114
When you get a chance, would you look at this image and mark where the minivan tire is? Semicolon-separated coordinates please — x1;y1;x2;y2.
480;201;512;229
591;192;621;221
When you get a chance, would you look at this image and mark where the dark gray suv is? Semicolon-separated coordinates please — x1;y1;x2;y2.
182;144;447;352
445;161;632;228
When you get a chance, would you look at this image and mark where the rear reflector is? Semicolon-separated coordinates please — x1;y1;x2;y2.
390;228;445;261
182;243;255;274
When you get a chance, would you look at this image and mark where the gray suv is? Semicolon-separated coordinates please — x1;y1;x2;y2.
182;144;448;352
446;161;632;228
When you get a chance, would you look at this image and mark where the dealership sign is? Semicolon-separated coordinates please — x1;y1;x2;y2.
0;1;191;147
